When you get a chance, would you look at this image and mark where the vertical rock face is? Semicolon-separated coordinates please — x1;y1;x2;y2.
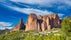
41;21;47;31
41;16;51;31
11;18;25;31
25;13;38;31
46;17;51;31
41;16;47;31
25;14;61;31
37;15;43;31
53;14;60;27
48;14;60;28
13;13;61;31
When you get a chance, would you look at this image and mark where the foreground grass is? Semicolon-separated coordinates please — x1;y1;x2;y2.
0;29;68;40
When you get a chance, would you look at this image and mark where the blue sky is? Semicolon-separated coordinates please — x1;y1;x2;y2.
0;0;71;30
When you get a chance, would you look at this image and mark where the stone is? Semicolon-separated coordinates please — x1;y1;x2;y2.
25;13;38;31
11;18;25;31
51;14;60;27
47;25;51;31
25;13;61;31
12;13;61;31
37;23;41;31
41;21;47;31
45;17;51;30
37;15;43;31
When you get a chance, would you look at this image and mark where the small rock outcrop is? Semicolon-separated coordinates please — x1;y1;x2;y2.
11;18;25;31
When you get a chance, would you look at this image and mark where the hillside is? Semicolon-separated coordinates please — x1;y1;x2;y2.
0;16;71;40
0;29;10;35
0;30;66;40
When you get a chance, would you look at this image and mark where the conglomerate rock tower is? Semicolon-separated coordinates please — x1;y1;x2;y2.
12;13;61;31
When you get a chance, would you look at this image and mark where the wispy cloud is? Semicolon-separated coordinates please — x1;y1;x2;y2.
11;0;71;6
10;0;71;12
58;14;64;17
0;0;65;18
0;22;12;30
7;6;64;17
10;8;53;16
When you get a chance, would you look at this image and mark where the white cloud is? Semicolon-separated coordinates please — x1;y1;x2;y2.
58;14;64;17
0;22;12;30
7;5;64;17
11;0;71;6
11;8;53;16
10;0;71;11
2;3;64;18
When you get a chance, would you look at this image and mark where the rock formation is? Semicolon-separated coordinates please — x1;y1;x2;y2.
37;15;43;31
25;13;38;31
11;18;25;31
48;14;60;28
12;13;61;32
41;21;47;31
25;14;61;31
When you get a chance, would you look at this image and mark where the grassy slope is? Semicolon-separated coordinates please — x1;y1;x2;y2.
0;29;66;40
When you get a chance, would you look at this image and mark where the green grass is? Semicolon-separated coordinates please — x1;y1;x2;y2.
0;30;67;40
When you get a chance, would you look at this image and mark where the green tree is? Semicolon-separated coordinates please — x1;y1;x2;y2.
61;17;71;40
61;17;71;34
